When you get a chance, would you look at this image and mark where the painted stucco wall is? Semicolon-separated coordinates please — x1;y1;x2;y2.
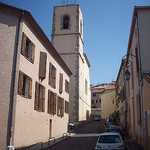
0;11;19;150
13;19;70;148
138;10;150;74
101;90;116;119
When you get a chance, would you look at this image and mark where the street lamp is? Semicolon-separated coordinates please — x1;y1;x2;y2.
121;54;137;81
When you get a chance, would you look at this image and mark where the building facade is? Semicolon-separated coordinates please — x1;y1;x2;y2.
116;6;150;150
0;3;72;149
51;5;91;123
91;82;116;119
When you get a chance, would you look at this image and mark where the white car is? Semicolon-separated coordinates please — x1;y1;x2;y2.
95;132;126;150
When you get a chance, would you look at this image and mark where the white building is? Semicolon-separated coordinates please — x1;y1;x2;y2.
51;5;91;123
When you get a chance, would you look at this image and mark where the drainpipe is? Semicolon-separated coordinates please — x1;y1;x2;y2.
135;11;145;144
7;11;24;150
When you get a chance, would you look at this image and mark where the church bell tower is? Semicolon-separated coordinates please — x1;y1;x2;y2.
51;3;89;123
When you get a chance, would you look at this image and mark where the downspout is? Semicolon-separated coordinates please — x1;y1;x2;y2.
136;11;145;142
7;11;24;150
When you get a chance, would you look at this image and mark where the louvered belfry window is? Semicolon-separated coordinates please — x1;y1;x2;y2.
39;52;47;79
63;15;69;29
34;82;45;112
21;33;35;63
18;70;32;99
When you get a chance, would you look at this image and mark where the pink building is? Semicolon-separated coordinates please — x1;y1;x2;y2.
0;3;72;149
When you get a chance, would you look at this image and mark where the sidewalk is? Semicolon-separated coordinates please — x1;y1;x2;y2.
125;138;144;150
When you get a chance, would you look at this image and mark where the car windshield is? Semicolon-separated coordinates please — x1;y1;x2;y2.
98;135;121;143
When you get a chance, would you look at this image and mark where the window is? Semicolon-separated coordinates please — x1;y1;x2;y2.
18;71;32;99
21;33;35;63
48;90;57;115
93;93;96;97
35;82;45;112
99;99;101;103
59;73;63;94
63;15;69;29
65;100;69;114
91;100;94;104
96;100;98;103
39;52;47;79
49;63;56;88
85;79;87;95
65;80;69;94
57;96;64;117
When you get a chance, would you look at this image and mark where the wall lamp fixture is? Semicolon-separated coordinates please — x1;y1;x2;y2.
121;54;137;81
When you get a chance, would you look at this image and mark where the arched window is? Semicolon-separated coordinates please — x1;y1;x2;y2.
63;15;69;29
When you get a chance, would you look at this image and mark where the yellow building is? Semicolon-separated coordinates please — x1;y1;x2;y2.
100;84;116;119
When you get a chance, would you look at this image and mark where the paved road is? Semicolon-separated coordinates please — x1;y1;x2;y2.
46;120;105;150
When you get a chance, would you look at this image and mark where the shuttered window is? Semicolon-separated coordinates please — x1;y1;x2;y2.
21;32;35;63
18;71;32;99
59;73;63;94
48;90;57;115
49;63;56;88
39;52;47;79
65;100;69;114
34;82;45;112
65;80;69;94
57;96;64;117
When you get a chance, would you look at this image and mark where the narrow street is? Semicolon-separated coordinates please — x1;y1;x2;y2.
45;120;105;150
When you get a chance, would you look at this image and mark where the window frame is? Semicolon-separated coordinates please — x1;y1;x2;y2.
34;82;45;112
21;32;35;63
18;70;32;99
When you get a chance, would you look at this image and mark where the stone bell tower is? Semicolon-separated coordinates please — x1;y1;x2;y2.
51;4;91;123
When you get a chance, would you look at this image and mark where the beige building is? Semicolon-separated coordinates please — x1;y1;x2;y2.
91;82;116;119
116;6;150;150
51;5;91;123
0;3;72;149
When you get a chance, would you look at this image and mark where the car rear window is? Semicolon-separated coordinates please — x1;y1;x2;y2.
98;135;121;143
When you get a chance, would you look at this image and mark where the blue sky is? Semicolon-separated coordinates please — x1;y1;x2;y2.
1;0;150;85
